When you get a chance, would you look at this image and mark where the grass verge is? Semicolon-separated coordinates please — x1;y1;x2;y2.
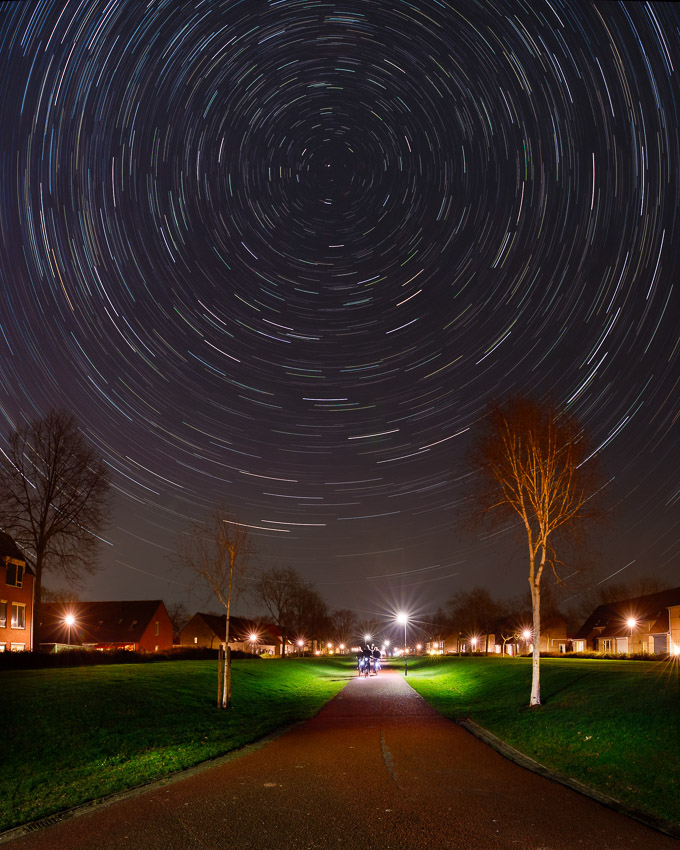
405;655;680;827
1;657;350;831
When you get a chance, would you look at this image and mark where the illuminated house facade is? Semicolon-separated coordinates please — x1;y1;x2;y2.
572;587;680;654
39;599;173;652
0;532;34;652
180;612;284;655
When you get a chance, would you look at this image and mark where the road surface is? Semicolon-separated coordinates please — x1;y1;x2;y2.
3;667;677;849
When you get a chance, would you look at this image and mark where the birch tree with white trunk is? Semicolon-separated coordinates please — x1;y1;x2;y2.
468;398;604;706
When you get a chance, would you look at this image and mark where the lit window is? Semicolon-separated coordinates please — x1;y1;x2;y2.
11;603;25;629
10;643;25;651
0;600;6;628
194;636;198;644
155;621;159;636
0;643;5;651
12;602;26;629
5;563;24;588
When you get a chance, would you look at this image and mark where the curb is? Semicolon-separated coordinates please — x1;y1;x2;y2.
457;718;680;842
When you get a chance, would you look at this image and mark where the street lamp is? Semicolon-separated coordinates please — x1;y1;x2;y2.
249;632;258;656
297;638;304;658
339;643;345;655
396;613;408;676
627;618;637;653
64;613;75;648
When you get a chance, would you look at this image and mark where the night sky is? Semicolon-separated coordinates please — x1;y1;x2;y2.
0;0;678;623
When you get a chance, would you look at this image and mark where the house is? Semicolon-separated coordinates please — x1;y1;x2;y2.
0;532;34;651
572;587;680;654
179;612;285;655
39;600;173;652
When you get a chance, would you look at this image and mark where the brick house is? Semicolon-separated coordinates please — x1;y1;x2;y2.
0;532;34;651
40;600;173;652
180;612;285;655
572;587;680;654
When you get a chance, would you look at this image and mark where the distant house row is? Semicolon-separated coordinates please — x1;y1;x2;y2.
3;530;680;656
428;587;680;656
37;604;289;655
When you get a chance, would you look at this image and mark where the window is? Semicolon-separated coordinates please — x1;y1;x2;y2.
5;562;24;588
0;643;5;652
10;643;25;651
155;621;159;636
11;603;25;629
0;600;6;628
194;636;198;644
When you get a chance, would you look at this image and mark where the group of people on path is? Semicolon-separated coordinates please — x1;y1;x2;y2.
357;643;382;675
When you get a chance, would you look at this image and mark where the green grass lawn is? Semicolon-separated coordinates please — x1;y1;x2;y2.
405;655;680;827
0;657;350;831
3;655;679;834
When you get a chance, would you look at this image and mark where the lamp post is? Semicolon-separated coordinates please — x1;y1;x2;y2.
297;638;304;658
249;632;258;656
64;613;75;648
397;613;408;676
627;618;637;653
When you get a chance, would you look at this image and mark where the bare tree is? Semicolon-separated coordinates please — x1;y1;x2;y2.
330;608;357;648
165;601;190;639
447;587;505;653
289;582;330;646
251;566;302;656
467;397;604;706
177;508;253;707
0;410;110;651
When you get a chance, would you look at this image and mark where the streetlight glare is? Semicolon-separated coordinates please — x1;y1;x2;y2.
364;633;371;643
249;632;258;643
64;614;75;626
626;617;637;629
396;612;408;625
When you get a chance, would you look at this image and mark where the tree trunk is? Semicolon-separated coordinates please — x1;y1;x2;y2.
31;556;44;652
529;577;541;706
217;644;224;707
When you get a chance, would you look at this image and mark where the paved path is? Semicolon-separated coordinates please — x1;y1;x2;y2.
4;669;677;849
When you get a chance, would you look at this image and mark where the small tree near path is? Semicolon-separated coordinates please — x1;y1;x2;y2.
0;410;110;651
467;397;604;706
177;508;253;708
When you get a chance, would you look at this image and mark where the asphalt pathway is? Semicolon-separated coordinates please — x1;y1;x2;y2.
4;668;677;849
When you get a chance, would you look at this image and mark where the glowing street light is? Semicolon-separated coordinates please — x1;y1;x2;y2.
249;632;258;656
396;613;409;676
297;638;304;658
627;617;637;652
339;643;345;655
64;613;75;648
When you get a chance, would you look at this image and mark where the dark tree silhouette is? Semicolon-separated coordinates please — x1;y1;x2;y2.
0;410;110;651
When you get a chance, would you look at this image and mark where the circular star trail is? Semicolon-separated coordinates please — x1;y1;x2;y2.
0;0;678;614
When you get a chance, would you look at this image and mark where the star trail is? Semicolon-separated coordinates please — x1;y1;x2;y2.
0;0;678;616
